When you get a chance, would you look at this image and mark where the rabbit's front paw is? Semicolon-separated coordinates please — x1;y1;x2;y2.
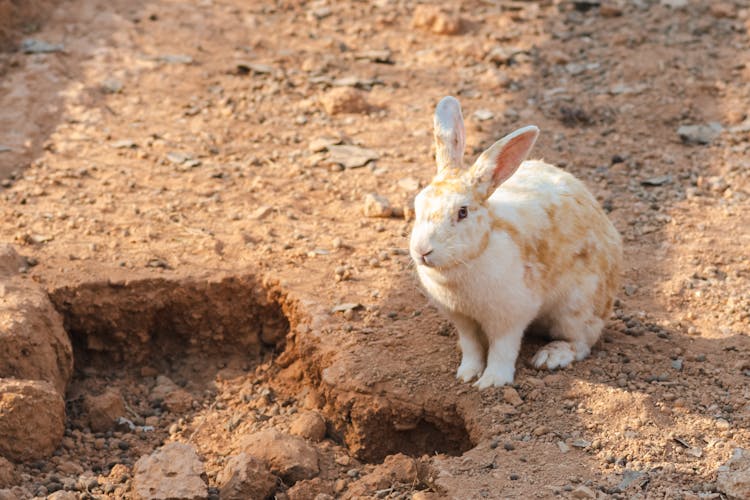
456;357;485;382
473;364;514;389
531;341;576;370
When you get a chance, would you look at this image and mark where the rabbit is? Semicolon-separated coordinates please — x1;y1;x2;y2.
409;96;622;389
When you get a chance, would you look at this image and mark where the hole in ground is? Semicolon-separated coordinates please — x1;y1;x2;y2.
345;408;473;463
50;275;289;382
48;274;290;462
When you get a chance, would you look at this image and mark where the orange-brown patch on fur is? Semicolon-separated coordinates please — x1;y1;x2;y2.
425;210;444;223
490;217;520;243
465;230;491;262
514;199;603;292
428;177;465;197
593;243;621;320
574;241;593;264
469;212;491;258
525;204;567;291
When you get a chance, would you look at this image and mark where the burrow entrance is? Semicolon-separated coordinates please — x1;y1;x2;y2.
48;274;473;467
334;398;473;463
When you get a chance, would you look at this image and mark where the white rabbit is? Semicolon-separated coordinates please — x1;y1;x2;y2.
410;96;622;389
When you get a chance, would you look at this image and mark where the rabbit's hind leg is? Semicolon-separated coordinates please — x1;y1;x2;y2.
531;275;604;370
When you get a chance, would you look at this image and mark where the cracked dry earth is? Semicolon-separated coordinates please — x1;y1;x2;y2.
1;0;750;499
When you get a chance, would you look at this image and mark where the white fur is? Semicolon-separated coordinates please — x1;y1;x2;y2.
411;97;622;389
414;198;542;387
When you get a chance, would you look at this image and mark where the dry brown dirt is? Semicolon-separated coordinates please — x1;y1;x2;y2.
0;0;749;499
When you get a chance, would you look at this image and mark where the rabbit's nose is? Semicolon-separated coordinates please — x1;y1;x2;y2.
420;248;434;266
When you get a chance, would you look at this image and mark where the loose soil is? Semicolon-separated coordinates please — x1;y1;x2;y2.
0;0;749;499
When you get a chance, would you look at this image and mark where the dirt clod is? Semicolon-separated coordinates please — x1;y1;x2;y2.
132;442;208;500
347;453;420;497
286;477;334;500
0;379;65;461
363;193;392;218
240;429;320;483
83;387;125;432
150;376;193;413
320;87;370;115
0;458;14;489
290;411;327;442
216;453;277;500
503;386;523;406
411;5;461;35
0;260;72;395
0;244;25;277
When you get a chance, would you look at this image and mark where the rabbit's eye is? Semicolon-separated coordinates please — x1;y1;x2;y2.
457;206;468;221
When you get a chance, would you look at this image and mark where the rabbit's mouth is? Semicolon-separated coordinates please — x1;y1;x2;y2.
412;254;434;268
410;241;436;267
420;252;435;267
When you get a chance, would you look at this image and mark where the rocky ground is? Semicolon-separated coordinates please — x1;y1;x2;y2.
0;0;749;499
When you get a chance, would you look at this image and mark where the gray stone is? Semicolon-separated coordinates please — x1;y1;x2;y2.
363;193;392;218
397;177;420;192
331;303;361;314
111;139;136;149
47;492;78;500
640;175;671;186
571;485;596;499
309;137;343;153
472;109;494;122
327;145;379;169
159;54;193;64
21;39;64;54
718;448;750;500
677;123;722;145
615;469;645;492
236;62;273;75
354;50;393;64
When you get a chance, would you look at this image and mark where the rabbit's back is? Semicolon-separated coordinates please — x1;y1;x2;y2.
488;160;621;320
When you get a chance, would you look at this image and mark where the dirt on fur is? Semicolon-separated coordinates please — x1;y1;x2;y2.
0;1;749;499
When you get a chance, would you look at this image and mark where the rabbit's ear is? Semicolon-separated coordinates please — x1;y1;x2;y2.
434;96;466;173
469;125;539;199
